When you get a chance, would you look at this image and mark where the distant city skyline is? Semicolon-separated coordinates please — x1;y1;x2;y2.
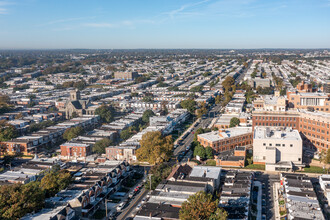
0;0;330;49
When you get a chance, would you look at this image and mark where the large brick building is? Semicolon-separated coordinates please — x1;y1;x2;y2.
287;92;330;113
252;109;330;152
197;127;253;153
298;110;330;151
252;110;300;130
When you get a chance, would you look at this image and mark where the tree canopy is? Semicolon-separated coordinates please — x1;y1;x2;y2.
180;191;228;220
222;76;235;92
95;104;115;123
63;126;84;141
136;131;173;165
229;117;240;128
142;109;155;124
0;120;18;141
180;99;196;113
0;167;71;220
93;138;113;154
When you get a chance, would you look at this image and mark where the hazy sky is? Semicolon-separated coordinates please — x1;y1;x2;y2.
0;0;330;49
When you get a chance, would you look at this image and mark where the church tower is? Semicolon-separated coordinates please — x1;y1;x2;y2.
70;90;81;101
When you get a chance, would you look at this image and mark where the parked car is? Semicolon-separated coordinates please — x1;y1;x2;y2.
136;203;142;210
116;202;125;211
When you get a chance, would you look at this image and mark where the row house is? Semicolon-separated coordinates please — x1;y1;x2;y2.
1;116;100;156
68;162;130;217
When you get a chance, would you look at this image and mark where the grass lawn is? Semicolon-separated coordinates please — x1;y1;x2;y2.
204;159;216;166
244;164;265;170
299;166;326;174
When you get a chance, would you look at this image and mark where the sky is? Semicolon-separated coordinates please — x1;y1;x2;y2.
0;0;330;49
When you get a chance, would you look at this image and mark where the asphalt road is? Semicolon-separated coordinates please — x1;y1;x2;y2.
255;172;280;220
173;103;224;157
117;188;148;220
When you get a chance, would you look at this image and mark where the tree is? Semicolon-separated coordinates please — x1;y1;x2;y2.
120;128;131;140
319;149;326;164
229;117;240;128
95;105;114;123
180;191;227;220
136;131;173;165
205;146;214;159
63;126;84;141
142;110;155;124
194;144;206;159
0;122;18;141
215;95;222;104
197;102;208;118
190;85;204;92
326;149;330;164
0;182;45;220
180;99;196;113
93;138;112;154
41;169;71;197
222;76;235;92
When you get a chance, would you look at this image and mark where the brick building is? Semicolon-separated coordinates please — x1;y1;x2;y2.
215;146;246;167
197;127;252;153
252;110;300;130
60;143;92;160
252;109;330;152
298;110;330;151
287;92;330;113
1;139;35;155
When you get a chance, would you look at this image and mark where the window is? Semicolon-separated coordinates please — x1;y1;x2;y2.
298;158;301;161
263;143;266;146
276;144;281;146
263;156;266;160
269;143;272;146
282;144;285;147
290;144;293;147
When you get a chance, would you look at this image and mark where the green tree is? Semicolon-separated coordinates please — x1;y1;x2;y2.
95;105;114;123
180;99;197;113
180;191;227;220
136;131;173;165
142;110;155;124
93;138;113;154
120;128;131;140
73;80;86;90
190;85;204;92
0;121;18;141
63;126;84;141
194;144;206;159
229;117;240;128
205;146;214;159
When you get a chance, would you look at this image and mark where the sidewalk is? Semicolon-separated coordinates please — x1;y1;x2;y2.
273;182;280;220
253;181;262;220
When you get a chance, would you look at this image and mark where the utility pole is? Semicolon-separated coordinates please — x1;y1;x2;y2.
105;198;109;218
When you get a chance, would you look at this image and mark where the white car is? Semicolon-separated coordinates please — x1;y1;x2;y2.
136;203;142;210
116;202;125;211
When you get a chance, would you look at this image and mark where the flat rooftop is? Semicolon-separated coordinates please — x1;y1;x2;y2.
254;126;301;141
